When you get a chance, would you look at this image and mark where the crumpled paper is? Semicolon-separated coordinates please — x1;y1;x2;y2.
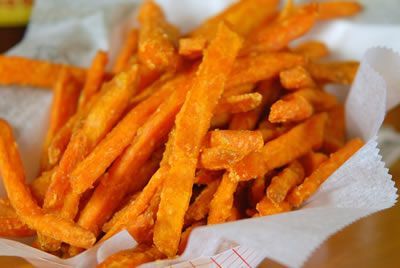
0;0;399;267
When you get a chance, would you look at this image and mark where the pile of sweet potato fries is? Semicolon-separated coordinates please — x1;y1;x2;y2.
0;0;365;266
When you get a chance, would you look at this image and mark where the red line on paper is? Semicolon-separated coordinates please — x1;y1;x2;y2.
211;257;222;268
232;248;251;268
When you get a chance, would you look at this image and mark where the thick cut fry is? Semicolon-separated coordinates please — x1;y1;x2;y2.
230;113;327;181
30;167;55;205
194;170;222;185
226;52;305;88
295;88;338;111
78;50;108;109
288;139;363;207
0;55;86;88
154;23;242;257
280;66;315;90
178;221;205;255
307;61;359;85
300;151;328;176
113;29;138;73
241;4;318;55
222;83;255;98
292;40;329;60
40;68;82;171
0;119;95;248
215;93;262;114
269;94;314;123
179;37;207;59
191;0;279;40
185;180;220;224
267;161;304;203
317;1;362;20
258;121;292;142
0;199;35;237
97;245;164;268
138;0;180;72
323;105;345;153
256;197;292;216
249;177;266;207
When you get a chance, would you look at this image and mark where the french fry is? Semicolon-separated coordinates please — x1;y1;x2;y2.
280;66;315;90
178;221;205;255
226;52;305;88
300;151;329;176
0;55;86;89
249;177;266;207
307;61;359;85
97;245;164;268
256;197;292;216
215;93;262;114
323;105;345;153
113;29;138;73
292;40;329;60
317;1;362;20
78;50;108;109
222;83;255;98
210;113;231;129
0;119;95;248
288;138;363;207
179;37;207;59
269;94;314;123
194;169;222;185
230;113;327;181
30;167;55;205
138;0;180;72
295;88;338;111
278;0;294;21
0;199;35;237
40;68;82;172
154;23;242;257
258;121;292;142
267;161;304;203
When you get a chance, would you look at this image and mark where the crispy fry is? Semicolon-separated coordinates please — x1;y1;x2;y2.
300;151;328;176
222;83;255;98
154;23;242;257
292;40;329;60
295;88;338;111
138;0;180;72
0;55;86;88
256;197;292;216
30;167;55;205
258;121;292;142
226;52;305;88
267;161;304;203
210;113;231;129
288;138;363;207
307;61;359;85
323;105;345;153
40;68;82;172
78;50;108;109
0;119;95;248
317;1;362;20
278;0;294;21
269;94;314;123
113;29;138;73
0;198;35;237
97;245;164;268
249;177;266;207
179;37;207;59
194;170;222;185
215;93;262;114
230;113;327;181
280;66;315;90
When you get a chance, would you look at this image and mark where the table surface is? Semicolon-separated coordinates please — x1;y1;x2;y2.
1;28;400;268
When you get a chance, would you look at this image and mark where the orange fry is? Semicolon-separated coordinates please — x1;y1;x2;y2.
208;129;264;150
295;88;338;111
154;23;242;257
178;221;205;255
256;197;292;216
249;177;266;207
40;68;82;171
78;50;108;109
323;105;345;153
258;121;292;142
113;29;138;73
0;119;95;248
138;0;180;72
215;93;262;114
222;83;255;98
307;61;359;85
267;161;304;203
288;138;363;207
226;52;305;88
280;66;315;90
0;199;35;237
179;37;207;59
317;1;362;20
194;170;222;185
269;94;313;123
230;113;327;181
292;40;329;60
0;55;86;89
300;151;328;176
30;167;55;205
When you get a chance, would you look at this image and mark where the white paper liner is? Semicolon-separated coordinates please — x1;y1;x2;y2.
0;1;400;267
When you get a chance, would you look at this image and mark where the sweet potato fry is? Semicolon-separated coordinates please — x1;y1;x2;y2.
295;88;338;111
0;119;95;248
191;0;279;40
317;1;362;20
0;55;86;89
278;0;294;21
0;198;35;237
210;113;231;129
258;121;292;142
267;161;304;203
292;40;329;60
97;245;164;268
208;129;264;150
30;167;55;205
230;113;327;181
256;197;292;216
113;29;138;73
78;50;108;109
300;151;328;176
178;221;205;255
269;94;314;123
249;177;266;207
307;61;359;85
40;68;82;172
215;93;262;114
280;66;315;90
222;83;255;98
138;0;180;72
288;138;363;207
179;37;207;59
154;23;242;257
323;105;345;153
226;52;305;88
194;170;222;185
